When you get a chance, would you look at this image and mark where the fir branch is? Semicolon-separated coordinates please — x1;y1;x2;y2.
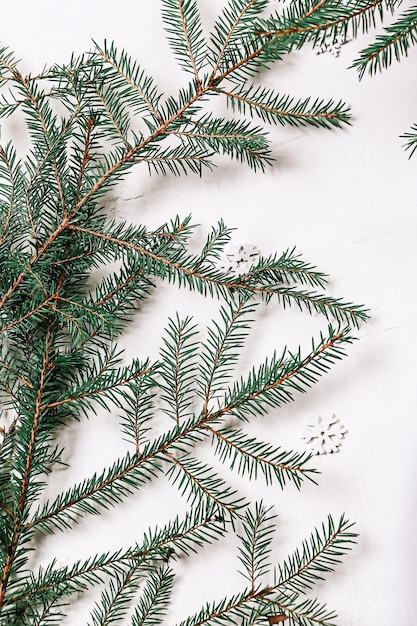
208;427;317;488
174;586;271;626
95;41;164;124
217;326;353;421
0;144;26;246
261;593;340;626
11;506;226;607
43;358;154;415
91;83;132;149
65;224;368;327
134;146;215;177
0;3;370;621
161;0;208;83
198;297;255;415
237;503;276;591
159;314;199;425
275;514;357;595
237;248;328;290
352;5;417;78
164;451;247;516
217;86;351;129
192;220;234;271
253;1;396;44
171;115;274;171
401;122;417;158
121;376;157;454
0;326;53;609
131;566;174;626
209;0;270;77
27;451;163;534
88;563;145;626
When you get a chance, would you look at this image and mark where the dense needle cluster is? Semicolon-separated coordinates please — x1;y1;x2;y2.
0;0;407;624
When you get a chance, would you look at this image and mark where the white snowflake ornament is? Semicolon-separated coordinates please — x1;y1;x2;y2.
301;413;347;455
217;244;260;275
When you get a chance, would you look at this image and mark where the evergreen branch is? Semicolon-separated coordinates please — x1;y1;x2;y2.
174;586;271;626
0;379;18;402
237;248;328;289
192;220;233;271
209;0;269;77
27;451;162;534
15;75;67;217
172;116;273;170
27;413;215;533
88;563;144;626
164;451;247;515
159;314;199;425
0;145;20;245
121;377;157;454
216;326;353;421
275;514;357;595
208;427;317;488
199;298;254;415
161;0;208;83
134;146;214;176
91;84;132;148
11;507;226;606
74;115;97;202
352;5;417;78
138;503;228;558
261;593;339;626
0;47;20;81
4;553;153;618
95;41;164;124
0;6;368;621
0;359;34;390
0;326;53;611
25;100;81;192
131;567;174;626
237;503;276;591
92;264;151;316
66;224;368;327
217;86;351;129
401;123;417;158
253;1;395;42
43;362;153;413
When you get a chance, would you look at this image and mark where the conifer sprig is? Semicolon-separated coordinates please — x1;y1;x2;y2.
351;1;417;156
0;0;374;623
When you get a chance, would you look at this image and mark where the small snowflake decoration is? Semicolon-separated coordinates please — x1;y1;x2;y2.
301;413;347;455
315;33;351;57
216;244;260;275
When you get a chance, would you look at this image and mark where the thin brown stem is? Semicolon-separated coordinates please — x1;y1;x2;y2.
0;327;52;611
66;225;357;321
214;334;343;419
255;0;381;37
216;87;340;122
163;450;239;515
207;427;305;476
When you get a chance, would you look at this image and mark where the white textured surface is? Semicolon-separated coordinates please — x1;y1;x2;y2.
1;2;417;624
